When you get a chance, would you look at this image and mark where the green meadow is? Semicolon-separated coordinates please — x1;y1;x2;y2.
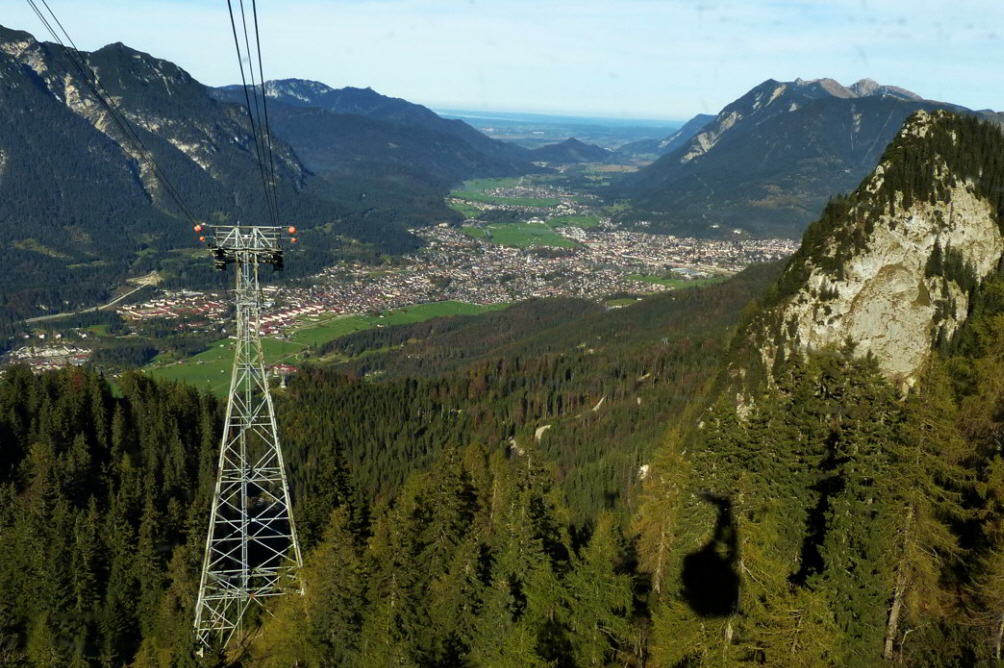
463;223;578;248
144;301;506;396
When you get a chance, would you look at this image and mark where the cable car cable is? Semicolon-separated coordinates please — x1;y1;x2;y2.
237;0;278;222
226;0;277;228
250;0;280;225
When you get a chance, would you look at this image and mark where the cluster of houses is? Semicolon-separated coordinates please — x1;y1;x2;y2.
6;344;90;370
120;290;227;328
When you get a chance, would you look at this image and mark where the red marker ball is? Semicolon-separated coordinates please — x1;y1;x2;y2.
288;226;297;235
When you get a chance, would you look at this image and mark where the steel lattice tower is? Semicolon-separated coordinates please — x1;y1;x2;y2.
194;225;303;650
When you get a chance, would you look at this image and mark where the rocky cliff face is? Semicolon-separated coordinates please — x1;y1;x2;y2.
775;178;1000;381
734;111;1004;392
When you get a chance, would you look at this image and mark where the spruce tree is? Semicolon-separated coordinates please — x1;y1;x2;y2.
879;361;973;660
564;514;633;667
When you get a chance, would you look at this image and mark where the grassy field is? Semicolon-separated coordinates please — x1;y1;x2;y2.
458;177;526;191
461;227;488;239
451;176;563;208
147;340;243;397
605;297;642;307
145;302;506;396
627;274;729;289
447;200;481;219
288;302;504;347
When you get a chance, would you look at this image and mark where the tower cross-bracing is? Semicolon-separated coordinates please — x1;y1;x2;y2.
194;224;302;650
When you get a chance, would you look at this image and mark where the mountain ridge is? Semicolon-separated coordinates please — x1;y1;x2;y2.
531;137;611;164
0;27;479;321
616;77;1000;239
212;78;538;183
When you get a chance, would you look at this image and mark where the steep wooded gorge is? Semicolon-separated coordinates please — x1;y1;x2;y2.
4;110;1004;667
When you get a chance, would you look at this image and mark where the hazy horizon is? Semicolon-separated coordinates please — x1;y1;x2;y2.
4;1;1003;119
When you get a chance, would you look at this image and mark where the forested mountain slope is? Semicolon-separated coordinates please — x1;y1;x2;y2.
0;28;469;325
530;138;611;164
636;111;1004;666
212;80;538;186
616;77;1001;239
0;264;780;666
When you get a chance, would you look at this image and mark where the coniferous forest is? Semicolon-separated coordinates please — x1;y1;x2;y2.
3;247;1004;665
5;0;1004;663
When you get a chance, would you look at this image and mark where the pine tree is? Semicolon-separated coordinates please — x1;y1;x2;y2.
307;507;368;667
973;456;1004;660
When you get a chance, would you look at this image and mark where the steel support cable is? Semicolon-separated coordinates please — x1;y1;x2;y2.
27;0;201;227
238;0;279;224
226;0;277;227
250;0;280;225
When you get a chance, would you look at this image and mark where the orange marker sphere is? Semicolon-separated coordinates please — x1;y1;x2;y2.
199;236;205;243
288;226;297;235
194;224;202;232
291;237;297;243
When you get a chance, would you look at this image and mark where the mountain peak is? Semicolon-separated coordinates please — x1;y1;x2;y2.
850;77;923;100
532;137;610;164
789;76;922;101
793;77;855;98
849;78;881;95
0;25;36;45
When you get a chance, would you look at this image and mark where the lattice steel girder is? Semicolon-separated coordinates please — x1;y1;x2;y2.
194;225;303;651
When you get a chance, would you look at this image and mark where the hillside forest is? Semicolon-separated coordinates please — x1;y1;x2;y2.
2;247;1004;666
4;14;1004;665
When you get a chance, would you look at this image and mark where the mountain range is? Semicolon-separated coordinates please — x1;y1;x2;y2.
0;28;538;322
0;26;316;318
211;79;539;186
615;77;1004;239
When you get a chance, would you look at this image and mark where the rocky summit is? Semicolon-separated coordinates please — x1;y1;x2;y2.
732;110;1004;392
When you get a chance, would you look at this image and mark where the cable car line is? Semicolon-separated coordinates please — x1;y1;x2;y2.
226;0;279;228
250;0;281;225
237;0;277;223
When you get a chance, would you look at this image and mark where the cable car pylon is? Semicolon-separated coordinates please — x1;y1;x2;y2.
193;223;302;651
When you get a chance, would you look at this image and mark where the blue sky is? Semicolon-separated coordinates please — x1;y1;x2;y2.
5;0;1003;120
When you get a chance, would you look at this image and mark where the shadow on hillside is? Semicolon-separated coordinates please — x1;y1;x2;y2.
681;493;740;617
